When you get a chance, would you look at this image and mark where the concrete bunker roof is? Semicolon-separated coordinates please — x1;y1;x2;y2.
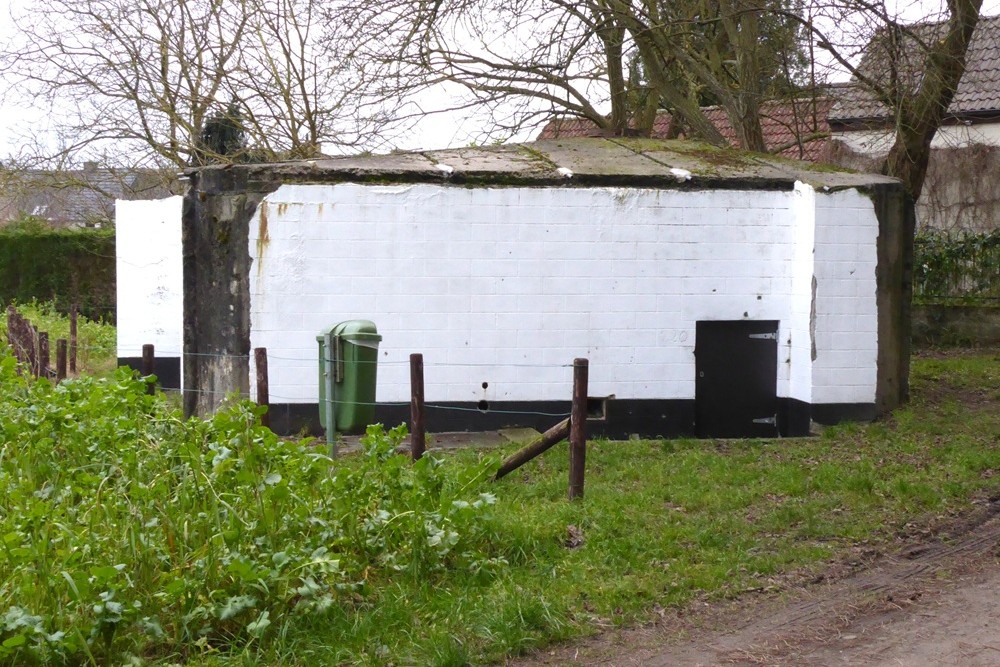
189;137;899;191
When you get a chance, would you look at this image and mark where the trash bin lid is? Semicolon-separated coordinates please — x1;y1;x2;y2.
330;319;382;343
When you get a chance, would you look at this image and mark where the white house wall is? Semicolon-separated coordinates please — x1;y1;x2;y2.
832;123;1000;157
115;196;184;388
246;183;862;409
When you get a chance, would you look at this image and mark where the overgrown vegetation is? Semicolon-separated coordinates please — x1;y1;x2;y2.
0;358;503;665
914;229;1000;304
0;219;116;322
1;345;998;666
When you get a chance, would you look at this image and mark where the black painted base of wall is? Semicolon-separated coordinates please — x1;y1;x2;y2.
264;398;878;439
117;356;181;391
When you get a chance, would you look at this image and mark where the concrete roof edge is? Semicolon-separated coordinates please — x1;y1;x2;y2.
183;138;903;191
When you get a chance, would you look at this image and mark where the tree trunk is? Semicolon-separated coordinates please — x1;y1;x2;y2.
880;0;983;200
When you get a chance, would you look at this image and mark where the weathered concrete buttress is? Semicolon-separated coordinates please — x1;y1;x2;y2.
873;184;916;416
182;169;280;417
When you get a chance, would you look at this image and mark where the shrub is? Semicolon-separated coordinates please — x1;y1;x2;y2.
0;220;115;322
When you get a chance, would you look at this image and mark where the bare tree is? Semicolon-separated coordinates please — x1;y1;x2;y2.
336;0;809;150
797;0;984;199
339;0;985;200
0;0;397;169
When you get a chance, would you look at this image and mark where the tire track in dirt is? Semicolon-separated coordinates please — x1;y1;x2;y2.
511;500;1000;666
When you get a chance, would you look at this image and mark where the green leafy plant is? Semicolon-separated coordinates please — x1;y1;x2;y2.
0;349;501;665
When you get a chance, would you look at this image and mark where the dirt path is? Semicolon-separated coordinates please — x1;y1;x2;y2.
511;499;1000;666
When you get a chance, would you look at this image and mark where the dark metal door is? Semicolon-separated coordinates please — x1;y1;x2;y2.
695;320;779;438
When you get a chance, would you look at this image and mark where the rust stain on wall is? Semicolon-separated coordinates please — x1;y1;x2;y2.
256;201;270;277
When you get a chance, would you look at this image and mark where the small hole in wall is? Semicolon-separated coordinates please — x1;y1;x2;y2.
743;311;749;317
757;295;762;300
478;400;490;412
481;381;489;389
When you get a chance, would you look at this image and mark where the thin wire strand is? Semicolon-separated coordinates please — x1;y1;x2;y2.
425;404;571;417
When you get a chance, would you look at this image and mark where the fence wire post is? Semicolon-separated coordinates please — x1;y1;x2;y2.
142;344;155;395
69;304;78;374
38;332;50;379
254;347;270;429
29;325;39;378
56;339;68;382
568;358;589;501
410;353;425;461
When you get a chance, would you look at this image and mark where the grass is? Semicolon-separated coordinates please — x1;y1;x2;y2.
0;300;117;375
1;345;998;665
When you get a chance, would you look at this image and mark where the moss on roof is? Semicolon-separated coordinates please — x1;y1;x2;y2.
188;137;897;191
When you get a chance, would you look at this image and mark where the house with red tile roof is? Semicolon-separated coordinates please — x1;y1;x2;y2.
536;97;835;162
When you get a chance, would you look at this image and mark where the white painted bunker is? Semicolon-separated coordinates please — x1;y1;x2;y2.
181;139;913;438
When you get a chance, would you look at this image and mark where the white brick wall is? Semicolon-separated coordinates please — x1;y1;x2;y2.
115;197;184;366
247;183;877;406
812;190;880;404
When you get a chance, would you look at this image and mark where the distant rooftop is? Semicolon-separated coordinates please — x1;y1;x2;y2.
830;14;1000;124
0;163;175;227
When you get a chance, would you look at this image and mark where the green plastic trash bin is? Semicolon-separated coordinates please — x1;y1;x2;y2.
317;320;382;434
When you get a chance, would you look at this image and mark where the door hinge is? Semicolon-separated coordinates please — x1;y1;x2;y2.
748;332;777;340
753;415;777;426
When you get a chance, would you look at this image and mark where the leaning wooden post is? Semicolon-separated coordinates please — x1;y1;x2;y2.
38;332;50;379
254;347;271;429
69;304;78;373
56;339;68;381
568;358;589;501
142;344;155;395
410;353;426;461
494;418;570;480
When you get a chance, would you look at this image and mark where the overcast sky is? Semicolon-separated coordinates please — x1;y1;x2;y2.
2;0;999;163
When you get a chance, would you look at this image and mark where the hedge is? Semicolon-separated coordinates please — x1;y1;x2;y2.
0;219;116;322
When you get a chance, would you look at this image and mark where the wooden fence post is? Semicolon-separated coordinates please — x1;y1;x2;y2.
5;306;14;348
254;347;270;429
568;358;589;501
56;339;68;381
410;353;425;461
142;344;155;395
69;304;78;374
38;332;50;379
28;325;39;378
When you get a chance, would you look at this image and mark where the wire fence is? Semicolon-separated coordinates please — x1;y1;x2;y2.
4;310;580;421
122;347;579;421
